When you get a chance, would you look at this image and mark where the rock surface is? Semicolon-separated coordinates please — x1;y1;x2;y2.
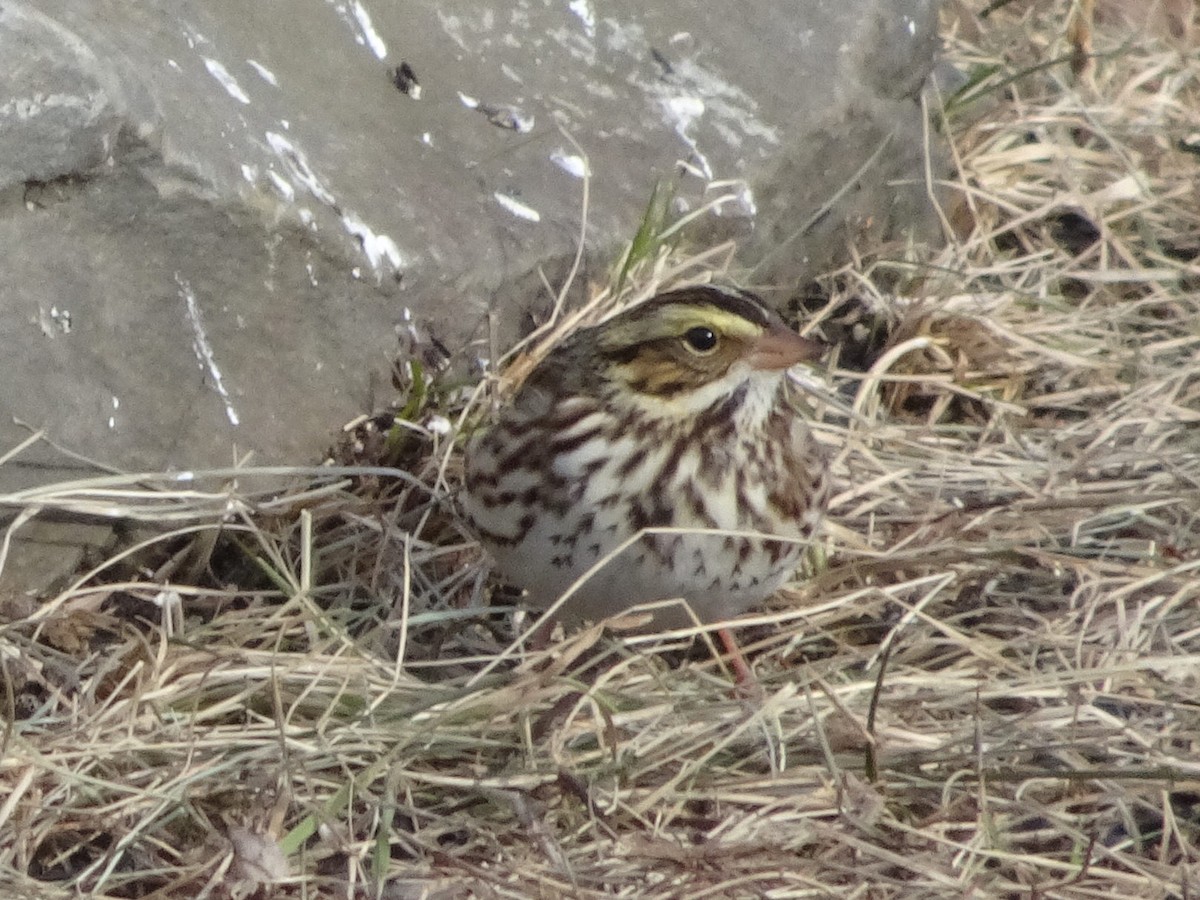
0;0;943;593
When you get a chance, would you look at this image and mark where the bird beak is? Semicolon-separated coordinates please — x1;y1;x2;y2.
749;324;825;370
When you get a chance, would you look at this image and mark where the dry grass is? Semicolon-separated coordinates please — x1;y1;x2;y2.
3;4;1200;898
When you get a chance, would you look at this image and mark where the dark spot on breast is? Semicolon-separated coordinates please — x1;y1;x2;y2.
550;425;606;456
550;404;601;432
630;496;672;532
616;445;650;478
693;384;746;439
684;481;713;524
653;438;688;491
632;415;659;441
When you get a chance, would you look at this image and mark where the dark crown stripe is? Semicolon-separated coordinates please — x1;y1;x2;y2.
647;285;774;328
595;286;775;367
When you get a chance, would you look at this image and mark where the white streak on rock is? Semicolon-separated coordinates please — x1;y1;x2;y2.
351;1;388;59
342;210;406;273
660;94;712;179
265;131;336;205
177;274;240;427
568;0;595;38
247;59;279;86
265;169;295;201
203;57;250;104
550;148;589;178
493;192;541;222
672;57;779;144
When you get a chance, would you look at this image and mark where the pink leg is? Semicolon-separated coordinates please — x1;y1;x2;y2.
717;626;754;685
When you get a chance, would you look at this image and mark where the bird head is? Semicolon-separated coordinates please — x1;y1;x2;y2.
586;286;824;415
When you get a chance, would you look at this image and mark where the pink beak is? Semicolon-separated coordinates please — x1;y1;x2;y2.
749;323;825;370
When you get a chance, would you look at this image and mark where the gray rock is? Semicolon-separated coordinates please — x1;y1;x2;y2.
0;5;126;190
0;0;944;594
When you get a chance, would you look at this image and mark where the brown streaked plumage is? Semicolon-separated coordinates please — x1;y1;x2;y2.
462;284;829;657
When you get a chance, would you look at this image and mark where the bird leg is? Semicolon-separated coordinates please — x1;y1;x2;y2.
717;626;755;686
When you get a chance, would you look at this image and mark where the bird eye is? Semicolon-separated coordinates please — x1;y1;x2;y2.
683;326;719;354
